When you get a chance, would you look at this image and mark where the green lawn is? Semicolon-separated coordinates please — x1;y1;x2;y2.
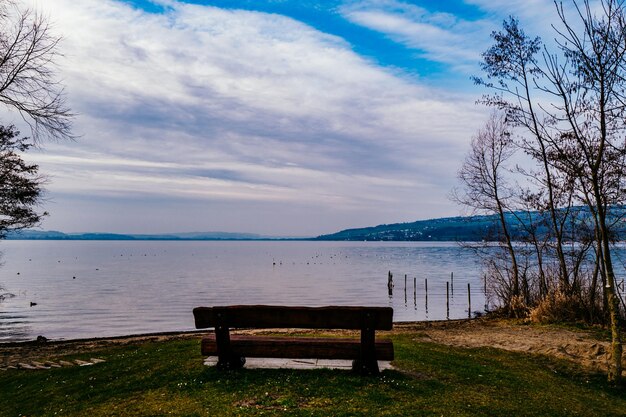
1;334;624;416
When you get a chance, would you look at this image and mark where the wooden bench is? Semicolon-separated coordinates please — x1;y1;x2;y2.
193;305;394;375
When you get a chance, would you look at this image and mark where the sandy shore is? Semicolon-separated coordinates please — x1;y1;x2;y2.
394;319;619;373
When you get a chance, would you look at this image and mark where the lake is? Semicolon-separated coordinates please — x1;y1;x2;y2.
0;240;485;342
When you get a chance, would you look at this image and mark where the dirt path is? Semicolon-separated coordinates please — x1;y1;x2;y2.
395;319;618;373
1;320;621;373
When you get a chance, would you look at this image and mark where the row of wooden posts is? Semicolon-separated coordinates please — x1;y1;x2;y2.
387;271;487;319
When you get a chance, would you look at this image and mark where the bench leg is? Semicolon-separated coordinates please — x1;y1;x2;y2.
215;326;246;370
216;355;246;370
351;359;379;375
353;328;380;375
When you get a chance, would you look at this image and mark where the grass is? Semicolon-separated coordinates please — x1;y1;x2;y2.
1;333;625;416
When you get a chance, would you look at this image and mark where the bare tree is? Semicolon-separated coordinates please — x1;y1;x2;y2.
0;0;73;141
474;17;572;292
454;112;522;302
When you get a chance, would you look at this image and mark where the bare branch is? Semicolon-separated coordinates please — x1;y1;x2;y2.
0;1;73;142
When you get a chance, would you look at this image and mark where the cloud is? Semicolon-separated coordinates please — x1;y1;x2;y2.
18;0;487;234
339;1;593;75
339;0;492;73
465;0;595;46
464;0;555;21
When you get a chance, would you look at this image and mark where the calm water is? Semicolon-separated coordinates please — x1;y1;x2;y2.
0;241;485;342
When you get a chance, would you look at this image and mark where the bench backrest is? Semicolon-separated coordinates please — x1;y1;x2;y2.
193;305;393;330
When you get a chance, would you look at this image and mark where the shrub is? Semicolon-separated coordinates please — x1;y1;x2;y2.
530;291;585;324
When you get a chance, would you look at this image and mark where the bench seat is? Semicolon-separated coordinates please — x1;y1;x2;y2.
201;334;394;360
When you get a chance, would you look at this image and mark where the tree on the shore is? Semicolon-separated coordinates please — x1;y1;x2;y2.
467;0;625;384
0;0;72;238
474;16;573;293
0;124;44;237
453;113;523;309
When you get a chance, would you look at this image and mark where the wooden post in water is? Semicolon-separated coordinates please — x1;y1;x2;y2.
425;278;428;312
451;272;454;296
484;274;488;311
404;274;407;306
413;277;417;310
467;283;471;319
387;271;393;296
446;281;450;320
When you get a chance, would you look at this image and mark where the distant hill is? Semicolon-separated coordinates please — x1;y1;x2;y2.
314;215;504;241
315;207;626;241
5;230;267;241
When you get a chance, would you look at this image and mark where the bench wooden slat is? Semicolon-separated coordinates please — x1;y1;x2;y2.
201;335;394;361
193;305;393;330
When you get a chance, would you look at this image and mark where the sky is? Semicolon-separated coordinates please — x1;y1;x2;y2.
10;0;574;236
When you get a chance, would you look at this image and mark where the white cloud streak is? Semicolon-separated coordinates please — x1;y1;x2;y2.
340;0;493;73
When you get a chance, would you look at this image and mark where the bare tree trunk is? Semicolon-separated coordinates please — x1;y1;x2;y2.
533;237;547;298
590;249;599;323
594;188;622;384
520;64;570;293
537;144;570;292
496;199;520;297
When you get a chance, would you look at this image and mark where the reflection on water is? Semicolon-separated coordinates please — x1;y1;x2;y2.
0;240;486;342
1;249;33;340
0;313;32;340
